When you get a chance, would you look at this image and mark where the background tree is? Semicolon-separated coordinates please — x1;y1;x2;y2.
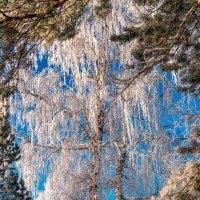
111;0;200;94
154;128;200;199
0;86;31;199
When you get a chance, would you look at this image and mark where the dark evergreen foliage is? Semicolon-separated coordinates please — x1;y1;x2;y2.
175;129;200;199
95;0;112;18
0;0;114;86
111;0;200;94
0;87;32;200
0;0;90;86
177;128;200;155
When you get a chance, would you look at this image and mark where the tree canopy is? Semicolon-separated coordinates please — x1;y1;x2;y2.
0;0;90;85
111;0;200;94
0;86;31;200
